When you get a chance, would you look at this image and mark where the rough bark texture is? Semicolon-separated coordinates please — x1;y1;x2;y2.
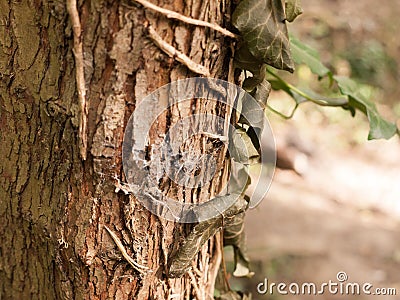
0;0;233;299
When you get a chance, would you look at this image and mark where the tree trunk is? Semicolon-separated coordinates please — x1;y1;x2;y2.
0;0;233;299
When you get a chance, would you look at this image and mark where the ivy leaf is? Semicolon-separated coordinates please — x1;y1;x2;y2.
234;46;266;92
285;0;303;22
267;68;347;106
334;76;398;140
238;79;271;147
168;195;248;278
267;66;306;104
251;78;271;106
224;211;253;277
216;290;252;300
238;79;271;128
233;0;295;72
238;78;270;152
269;79;306;104
230;128;260;165
169;217;222;278
297;88;348;106
290;36;332;79
229;164;251;196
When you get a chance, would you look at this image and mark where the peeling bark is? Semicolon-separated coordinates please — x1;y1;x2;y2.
0;0;233;299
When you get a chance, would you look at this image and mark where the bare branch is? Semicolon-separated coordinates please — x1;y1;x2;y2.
133;0;238;39
66;0;88;160
147;26;210;77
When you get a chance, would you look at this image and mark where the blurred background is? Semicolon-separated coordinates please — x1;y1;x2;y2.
227;0;400;298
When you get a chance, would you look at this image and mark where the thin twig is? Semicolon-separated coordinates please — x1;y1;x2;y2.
104;226;150;274
66;0;88;160
266;103;297;119
147;25;210;76
188;270;204;300
132;0;238;39
199;132;228;142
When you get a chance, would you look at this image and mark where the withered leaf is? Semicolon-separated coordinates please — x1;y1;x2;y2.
233;0;294;72
238;78;271;130
229;164;251;196
216;290;252;300
251;77;272;107
168;216;222;278
168;195;248;278
224;212;253;277
229;128;260;165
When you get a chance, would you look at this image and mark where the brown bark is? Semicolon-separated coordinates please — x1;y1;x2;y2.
0;0;233;299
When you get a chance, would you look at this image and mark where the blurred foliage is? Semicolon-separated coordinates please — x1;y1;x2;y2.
341;40;398;86
266;36;399;140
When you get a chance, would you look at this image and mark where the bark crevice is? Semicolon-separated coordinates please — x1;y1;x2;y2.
0;0;233;298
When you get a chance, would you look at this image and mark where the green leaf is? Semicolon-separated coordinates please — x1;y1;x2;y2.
266;67;306;104
296;88;348;106
168;195;248;278
267;68;347;106
290;36;332;79
269;79;306;104
233;0;294;72
334;76;398;140
285;0;303;22
230;128;260;165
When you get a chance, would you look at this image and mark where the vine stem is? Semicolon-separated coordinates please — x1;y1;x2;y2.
264;68;299;119
104;226;150;274
132;0;238;38
266;68;347;107
66;0;88;160
147;25;211;76
266;103;298;119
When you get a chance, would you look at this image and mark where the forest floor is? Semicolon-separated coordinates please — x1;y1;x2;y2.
239;112;400;300
229;1;400;299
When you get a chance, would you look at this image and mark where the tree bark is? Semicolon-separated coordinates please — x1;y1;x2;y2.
0;0;233;299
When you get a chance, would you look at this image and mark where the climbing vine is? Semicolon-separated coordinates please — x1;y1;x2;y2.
119;0;399;298
215;1;398;298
